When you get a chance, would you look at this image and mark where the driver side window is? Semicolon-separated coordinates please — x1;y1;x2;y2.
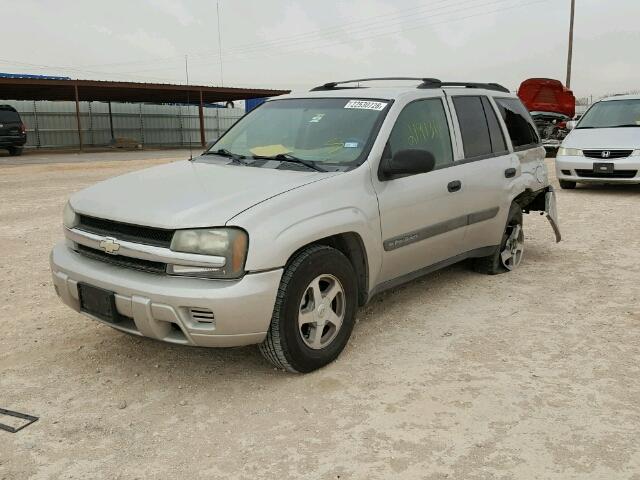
388;98;454;169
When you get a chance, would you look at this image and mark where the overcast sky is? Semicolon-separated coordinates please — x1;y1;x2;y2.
2;0;638;97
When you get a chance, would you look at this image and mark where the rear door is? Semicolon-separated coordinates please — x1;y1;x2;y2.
446;94;516;250
0;108;21;137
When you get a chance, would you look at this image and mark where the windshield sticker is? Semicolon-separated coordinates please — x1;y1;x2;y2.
344;141;359;148
309;113;325;123
344;100;388;111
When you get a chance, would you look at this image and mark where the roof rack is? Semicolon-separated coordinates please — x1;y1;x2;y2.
310;77;510;93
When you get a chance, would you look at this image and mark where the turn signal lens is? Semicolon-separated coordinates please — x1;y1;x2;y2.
63;201;79;229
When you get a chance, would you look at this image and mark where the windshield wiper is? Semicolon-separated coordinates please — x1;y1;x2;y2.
204;148;250;165
611;124;640;128
252;153;326;172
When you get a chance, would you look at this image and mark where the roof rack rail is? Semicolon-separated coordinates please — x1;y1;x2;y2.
310;77;510;93
435;82;510;93
310;77;442;91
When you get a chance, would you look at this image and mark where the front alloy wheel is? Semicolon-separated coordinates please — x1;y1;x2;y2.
259;244;358;373
298;274;346;349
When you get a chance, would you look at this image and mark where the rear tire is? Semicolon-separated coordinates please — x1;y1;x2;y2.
559;180;576;189
259;244;358;373
474;203;524;275
8;147;23;156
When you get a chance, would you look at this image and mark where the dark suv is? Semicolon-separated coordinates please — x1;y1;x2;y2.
0;105;27;156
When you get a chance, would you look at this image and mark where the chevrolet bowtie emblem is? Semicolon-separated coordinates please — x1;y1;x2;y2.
99;237;121;255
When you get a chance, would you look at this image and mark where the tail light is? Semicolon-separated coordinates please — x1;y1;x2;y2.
20;123;26;135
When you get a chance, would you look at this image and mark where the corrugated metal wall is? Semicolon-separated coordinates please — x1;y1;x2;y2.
0;100;244;149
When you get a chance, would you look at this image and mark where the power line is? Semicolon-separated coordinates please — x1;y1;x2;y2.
72;0;461;69
115;0;552;76
104;0;545;76
0;0;551;84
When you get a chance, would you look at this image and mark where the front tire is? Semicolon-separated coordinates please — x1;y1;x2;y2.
559;179;576;189
259;245;358;373
474;203;524;275
8;147;23;156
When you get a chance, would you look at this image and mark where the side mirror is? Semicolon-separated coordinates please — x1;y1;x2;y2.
380;149;436;180
566;120;577;130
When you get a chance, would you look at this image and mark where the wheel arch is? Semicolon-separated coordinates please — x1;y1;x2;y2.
513;186;550;213
285;232;370;307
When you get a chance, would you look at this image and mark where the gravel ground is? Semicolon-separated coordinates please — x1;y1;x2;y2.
1;151;639;479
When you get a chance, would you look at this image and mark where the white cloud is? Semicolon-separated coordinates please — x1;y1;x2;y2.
145;0;196;26
120;29;179;58
92;25;113;36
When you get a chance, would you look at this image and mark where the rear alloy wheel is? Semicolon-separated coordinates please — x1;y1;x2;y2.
259;244;358;373
559;180;576;189
473;203;524;275
500;223;524;270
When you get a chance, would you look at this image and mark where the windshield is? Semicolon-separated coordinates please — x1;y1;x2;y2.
208;98;390;168
577;99;640;128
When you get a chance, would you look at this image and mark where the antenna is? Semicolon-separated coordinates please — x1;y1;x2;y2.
217;1;224;86
185;54;193;161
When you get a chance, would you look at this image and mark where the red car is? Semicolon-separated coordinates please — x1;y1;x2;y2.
518;78;576;157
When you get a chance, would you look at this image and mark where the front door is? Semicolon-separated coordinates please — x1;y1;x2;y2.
372;96;470;284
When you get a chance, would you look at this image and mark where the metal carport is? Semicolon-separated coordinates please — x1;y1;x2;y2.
0;77;288;149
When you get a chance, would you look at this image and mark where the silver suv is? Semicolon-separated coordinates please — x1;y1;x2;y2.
50;78;560;373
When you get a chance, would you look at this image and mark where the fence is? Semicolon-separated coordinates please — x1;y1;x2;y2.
0;100;245;149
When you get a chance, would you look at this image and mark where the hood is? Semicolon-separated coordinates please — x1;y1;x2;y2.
518;78;575;118
70;159;340;229
562;127;640;150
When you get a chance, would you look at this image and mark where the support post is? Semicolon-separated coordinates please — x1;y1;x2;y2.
198;90;206;147
74;84;83;151
108;101;115;143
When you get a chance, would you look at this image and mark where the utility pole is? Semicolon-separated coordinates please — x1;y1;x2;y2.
217;1;224;86
566;0;575;88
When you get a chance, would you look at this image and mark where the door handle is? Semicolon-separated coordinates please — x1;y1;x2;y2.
447;180;462;193
505;168;517;178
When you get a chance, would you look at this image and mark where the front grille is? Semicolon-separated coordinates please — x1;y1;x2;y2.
575;169;638;179
77;244;167;274
77;215;174;248
583;150;633;159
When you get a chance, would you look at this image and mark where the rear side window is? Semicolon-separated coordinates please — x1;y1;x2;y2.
387;98;453;169
452;96;492;158
0;109;21;123
495;98;540;149
481;97;507;153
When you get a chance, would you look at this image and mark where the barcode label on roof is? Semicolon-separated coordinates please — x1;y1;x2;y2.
344;100;388;111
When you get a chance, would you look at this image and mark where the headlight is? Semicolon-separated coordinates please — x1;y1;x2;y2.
169;228;248;278
63;201;79;229
557;147;582;156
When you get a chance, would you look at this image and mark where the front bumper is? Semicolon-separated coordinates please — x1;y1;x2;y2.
556;155;640;184
50;242;282;347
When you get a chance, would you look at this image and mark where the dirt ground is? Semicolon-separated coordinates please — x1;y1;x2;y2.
1;150;639;479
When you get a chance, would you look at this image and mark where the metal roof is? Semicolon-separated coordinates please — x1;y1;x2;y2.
0;77;289;104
